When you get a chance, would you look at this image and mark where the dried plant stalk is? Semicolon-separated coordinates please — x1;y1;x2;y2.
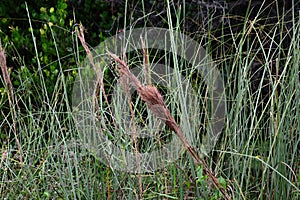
76;24;116;128
76;25;119;198
107;50;230;200
118;54;143;197
0;42;22;165
140;37;151;85
77;26;144;197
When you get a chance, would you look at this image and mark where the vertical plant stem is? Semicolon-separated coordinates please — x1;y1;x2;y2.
76;24;116;128
119;53;143;198
141;37;151;85
0;42;22;165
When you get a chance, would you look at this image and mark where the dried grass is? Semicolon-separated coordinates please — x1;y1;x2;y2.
106;50;230;199
76;25;230;199
0;42;22;165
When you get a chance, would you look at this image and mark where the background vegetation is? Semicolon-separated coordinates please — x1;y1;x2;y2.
0;0;299;199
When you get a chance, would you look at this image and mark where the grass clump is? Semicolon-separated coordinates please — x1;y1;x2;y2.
0;0;299;199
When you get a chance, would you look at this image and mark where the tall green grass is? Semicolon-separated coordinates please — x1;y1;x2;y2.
0;1;299;199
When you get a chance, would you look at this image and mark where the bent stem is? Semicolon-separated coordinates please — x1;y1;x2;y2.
107;50;231;200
